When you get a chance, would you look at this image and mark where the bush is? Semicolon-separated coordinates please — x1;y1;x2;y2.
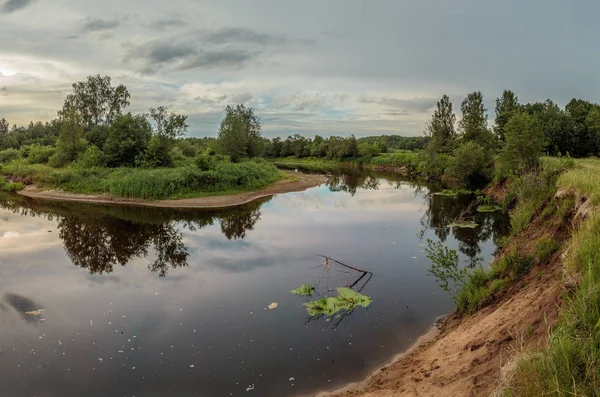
195;154;214;171
500;250;534;280
48;152;70;168
535;237;559;264
76;145;105;168
0;148;20;164
24;144;56;164
444;142;488;186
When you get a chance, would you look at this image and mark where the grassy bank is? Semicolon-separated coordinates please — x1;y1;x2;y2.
504;159;600;396
0;158;284;200
270;150;423;172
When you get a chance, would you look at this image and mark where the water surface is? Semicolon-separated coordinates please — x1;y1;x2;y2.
0;171;508;397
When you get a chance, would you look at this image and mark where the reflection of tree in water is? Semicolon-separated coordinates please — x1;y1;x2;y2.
0;194;269;277
421;194;510;266
325;172;381;196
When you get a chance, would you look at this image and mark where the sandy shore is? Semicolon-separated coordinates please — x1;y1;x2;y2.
18;172;326;209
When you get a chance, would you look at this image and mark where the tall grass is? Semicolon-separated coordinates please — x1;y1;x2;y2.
509;213;600;396
0;158;283;200
558;158;600;204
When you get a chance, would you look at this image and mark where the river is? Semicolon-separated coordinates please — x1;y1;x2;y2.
0;169;509;397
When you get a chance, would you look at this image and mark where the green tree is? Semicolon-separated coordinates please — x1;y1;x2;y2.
425;94;457;153
59;75;130;129
0;118;8;134
217;105;263;162
497;113;545;176
494;90;519;141
145;106;189;167
104;113;152;167
459;91;489;145
445;141;487;186
55;107;86;163
585;107;600;157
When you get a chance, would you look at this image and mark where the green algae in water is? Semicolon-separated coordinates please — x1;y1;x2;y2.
290;284;315;296
303;287;373;317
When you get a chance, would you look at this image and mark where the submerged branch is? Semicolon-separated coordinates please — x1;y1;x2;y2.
317;255;373;275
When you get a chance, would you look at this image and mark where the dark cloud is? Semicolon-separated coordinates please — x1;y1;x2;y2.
194;95;228;105
231;92;253;103
202;27;314;46
126;39;258;73
174;50;257;71
1;0;34;13
147;18;187;30
358;95;437;113
83;18;121;32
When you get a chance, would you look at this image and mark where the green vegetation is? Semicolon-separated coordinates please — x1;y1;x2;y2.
0;75;283;199
534;237;559;264
302;287;373;317
477;205;501;212
290;284;315;296
2;158;282;200
508;212;600;396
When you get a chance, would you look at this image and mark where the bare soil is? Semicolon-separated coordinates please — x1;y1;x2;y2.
17;172;326;209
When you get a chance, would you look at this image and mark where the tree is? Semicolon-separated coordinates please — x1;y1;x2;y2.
585;107;600;157
217;105;263;161
497;113;545;176
459;91;489;145
445;141;487;186
145;107;189;167
149;106;188;139
425;94;457;153
103;113;152;167
55;107;86;164
0;118;8;134
494;90;519;141
59;75;130;129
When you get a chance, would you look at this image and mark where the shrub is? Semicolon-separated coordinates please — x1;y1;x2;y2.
0;148;20;164
76;145;105;168
25;144;56;164
502;250;534;280
48;152;70;168
444;142;488;186
535;237;559;264
195;154;214;171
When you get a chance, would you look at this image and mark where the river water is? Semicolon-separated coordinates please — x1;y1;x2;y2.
0;170;509;397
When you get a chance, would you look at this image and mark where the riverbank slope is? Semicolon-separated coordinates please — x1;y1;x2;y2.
315;158;600;397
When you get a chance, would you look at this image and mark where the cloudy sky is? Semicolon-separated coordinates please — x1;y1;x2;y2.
0;0;598;138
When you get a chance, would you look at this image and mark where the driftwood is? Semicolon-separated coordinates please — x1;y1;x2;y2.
316;255;372;275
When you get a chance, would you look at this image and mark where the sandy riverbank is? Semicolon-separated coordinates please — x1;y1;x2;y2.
18;172;326;209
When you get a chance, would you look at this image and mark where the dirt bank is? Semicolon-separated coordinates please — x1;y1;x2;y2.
313;191;576;397
17;172;326;209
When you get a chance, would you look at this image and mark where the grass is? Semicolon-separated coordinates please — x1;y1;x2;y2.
508;213;600;396
534;237;559;264
0;158;284;200
270;150;423;173
557;158;600;204
477;204;502;212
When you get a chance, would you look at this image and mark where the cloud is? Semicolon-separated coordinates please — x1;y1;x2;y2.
125;39;257;73
271;92;326;111
147;18;187;30
82;18;121;32
202;27;314;46
174;50;256;71
1;0;34;13
231;92;253;103
358;95;437;114
194;95;228;106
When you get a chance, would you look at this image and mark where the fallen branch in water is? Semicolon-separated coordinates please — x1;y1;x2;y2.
316;255;372;275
